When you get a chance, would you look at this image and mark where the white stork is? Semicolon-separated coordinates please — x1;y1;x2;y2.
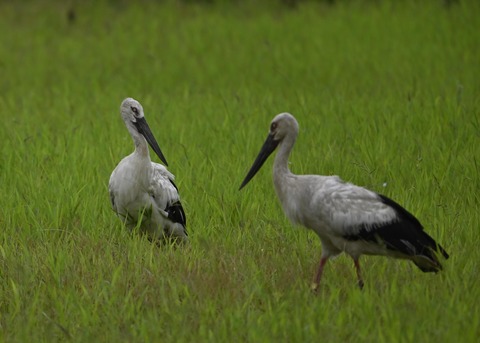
240;113;448;290
109;98;188;243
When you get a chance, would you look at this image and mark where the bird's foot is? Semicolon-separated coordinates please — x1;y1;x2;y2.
357;279;364;290
310;282;320;294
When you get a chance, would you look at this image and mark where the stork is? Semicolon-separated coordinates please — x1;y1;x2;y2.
239;113;448;290
109;98;188;243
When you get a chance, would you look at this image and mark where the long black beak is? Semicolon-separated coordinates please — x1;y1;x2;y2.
134;117;169;166
239;133;279;190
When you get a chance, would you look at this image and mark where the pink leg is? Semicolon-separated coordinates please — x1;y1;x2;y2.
311;256;328;293
353;258;364;290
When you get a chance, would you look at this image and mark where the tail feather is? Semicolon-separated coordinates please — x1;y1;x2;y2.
438;244;449;259
411;247;443;273
349;193;450;273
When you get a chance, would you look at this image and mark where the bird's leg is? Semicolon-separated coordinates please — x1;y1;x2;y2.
311;256;328;293
353;258;364;290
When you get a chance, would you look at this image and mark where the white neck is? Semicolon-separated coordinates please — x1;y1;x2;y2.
273;134;295;184
128;126;150;158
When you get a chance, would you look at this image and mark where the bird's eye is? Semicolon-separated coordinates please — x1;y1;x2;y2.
270;122;277;131
131;106;139;116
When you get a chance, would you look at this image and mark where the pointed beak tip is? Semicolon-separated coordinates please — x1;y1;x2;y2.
154;150;168;166
159;154;168;166
239;177;252;190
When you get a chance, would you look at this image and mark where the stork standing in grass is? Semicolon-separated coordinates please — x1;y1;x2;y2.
239;113;448;290
109;98;188;243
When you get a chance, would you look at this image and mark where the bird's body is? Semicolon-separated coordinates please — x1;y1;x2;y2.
109;98;187;243
240;113;448;290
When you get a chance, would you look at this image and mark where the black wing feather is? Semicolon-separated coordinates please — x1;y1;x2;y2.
164;179;187;232
166;201;186;226
109;190;115;209
377;194;449;258
344;193;449;271
165;179;187;235
169;178;179;192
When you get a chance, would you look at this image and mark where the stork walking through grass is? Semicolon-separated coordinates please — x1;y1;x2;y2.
239;113;448;290
109;98;188;243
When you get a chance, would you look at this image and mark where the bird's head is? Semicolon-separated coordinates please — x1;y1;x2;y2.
121;97;145;124
239;112;298;190
269;112;299;142
119;97;168;166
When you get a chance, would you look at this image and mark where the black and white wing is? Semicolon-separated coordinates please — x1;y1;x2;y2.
150;162;188;237
315;176;448;271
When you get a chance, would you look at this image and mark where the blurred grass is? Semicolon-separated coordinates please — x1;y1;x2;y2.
0;0;479;342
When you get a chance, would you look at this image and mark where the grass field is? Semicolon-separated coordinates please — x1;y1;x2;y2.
0;0;479;341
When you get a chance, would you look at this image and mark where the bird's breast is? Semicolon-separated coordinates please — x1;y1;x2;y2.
275;184;306;226
110;156;154;208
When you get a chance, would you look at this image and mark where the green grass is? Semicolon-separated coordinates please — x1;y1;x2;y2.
0;0;479;341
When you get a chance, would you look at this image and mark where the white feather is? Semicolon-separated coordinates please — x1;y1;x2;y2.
109;98;187;242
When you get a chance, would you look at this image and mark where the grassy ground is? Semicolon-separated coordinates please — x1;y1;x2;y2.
0;0;479;341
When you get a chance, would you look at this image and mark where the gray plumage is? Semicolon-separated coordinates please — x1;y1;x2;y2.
240;113;448;290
